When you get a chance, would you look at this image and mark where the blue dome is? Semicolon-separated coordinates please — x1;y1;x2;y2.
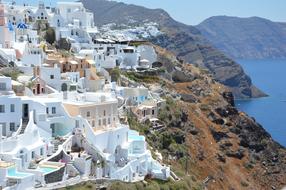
17;22;28;29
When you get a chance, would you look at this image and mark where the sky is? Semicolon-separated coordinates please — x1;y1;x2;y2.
116;0;286;25
10;0;286;25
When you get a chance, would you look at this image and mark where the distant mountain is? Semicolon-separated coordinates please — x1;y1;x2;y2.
196;16;286;59
81;0;266;99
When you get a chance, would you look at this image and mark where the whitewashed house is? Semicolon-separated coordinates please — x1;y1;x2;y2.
0;76;22;137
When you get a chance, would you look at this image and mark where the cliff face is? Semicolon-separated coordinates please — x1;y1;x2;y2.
149;46;286;189
196;16;286;59
81;0;266;99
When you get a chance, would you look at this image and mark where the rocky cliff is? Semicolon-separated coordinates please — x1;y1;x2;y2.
81;0;266;99
149;47;286;189
196;16;286;59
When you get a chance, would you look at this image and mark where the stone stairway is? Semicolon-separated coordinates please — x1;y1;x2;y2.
19;119;28;135
53;141;61;153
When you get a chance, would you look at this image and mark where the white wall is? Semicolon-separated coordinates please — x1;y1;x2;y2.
40;66;61;90
0;95;22;137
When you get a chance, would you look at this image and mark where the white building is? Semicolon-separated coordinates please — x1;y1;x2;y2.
0;76;22;137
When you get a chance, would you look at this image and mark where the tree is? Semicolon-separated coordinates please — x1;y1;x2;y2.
56;38;71;51
45;27;56;45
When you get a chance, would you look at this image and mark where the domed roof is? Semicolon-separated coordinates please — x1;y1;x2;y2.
17;22;27;29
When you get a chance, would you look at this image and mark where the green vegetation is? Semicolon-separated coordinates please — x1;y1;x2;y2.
58;49;73;58
26;81;35;89
129;41;147;47
0;68;22;80
158;97;181;122
56;38;72;51
61;179;190;190
109;67;121;82
107;179;189;190
45;27;56;45
123;71;160;83
128;97;189;163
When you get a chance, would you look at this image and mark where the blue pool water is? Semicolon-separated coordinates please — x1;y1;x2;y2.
37;167;57;174
7;167;32;178
235;59;286;147
128;131;145;141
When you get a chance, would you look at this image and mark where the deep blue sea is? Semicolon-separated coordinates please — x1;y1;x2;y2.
236;59;286;147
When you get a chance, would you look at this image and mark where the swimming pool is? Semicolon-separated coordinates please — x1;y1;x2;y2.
128;130;145;141
7;167;33;178
37;166;57;174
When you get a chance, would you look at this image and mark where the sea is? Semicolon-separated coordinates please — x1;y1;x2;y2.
235;59;286;147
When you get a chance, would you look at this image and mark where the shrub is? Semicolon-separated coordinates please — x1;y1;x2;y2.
45;27;56;45
56;38;71;51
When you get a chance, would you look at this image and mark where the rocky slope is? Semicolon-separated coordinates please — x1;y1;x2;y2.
150;47;286;189
196;16;286;59
81;0;266;99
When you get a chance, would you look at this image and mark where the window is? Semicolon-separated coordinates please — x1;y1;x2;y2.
31;151;35;159
10;123;15;131
0;105;5;113
152;110;155;115
50;75;54;79
46;107;49;114
0;83;6;90
98;119;101;126
40;148;44;156
92;120;95;127
75;120;79;128
87;111;91;117
10;104;15;112
103;110;106;116
108;118;111;125
52;107;56;114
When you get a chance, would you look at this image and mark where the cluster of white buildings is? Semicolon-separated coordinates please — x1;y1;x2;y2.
0;1;170;189
0;1;156;70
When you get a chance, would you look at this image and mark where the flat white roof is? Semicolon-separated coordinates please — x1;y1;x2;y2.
49;92;118;106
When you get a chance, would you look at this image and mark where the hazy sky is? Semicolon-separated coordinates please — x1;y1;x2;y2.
116;0;286;25
10;0;286;25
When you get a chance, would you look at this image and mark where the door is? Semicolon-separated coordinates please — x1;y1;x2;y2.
1;123;6;136
22;104;29;120
37;83;40;94
20;155;24;168
50;123;55;137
